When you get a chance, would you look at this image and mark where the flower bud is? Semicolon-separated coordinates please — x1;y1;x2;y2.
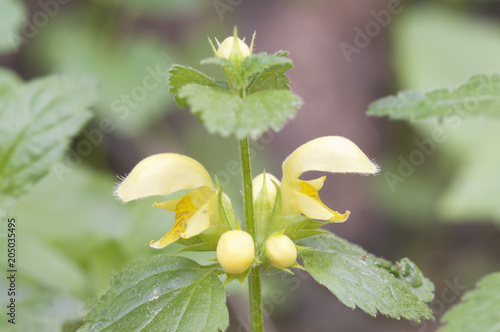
217;230;255;274
217;36;250;60
252;173;281;207
265;234;297;268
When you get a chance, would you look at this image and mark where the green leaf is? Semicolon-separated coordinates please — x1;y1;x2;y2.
241;52;292;80
0;293;85;331
367;73;500;120
201;57;244;91
439;272;500;332
0;75;97;217
178;84;236;137
375;257;435;303
178;84;301;139
241;89;301;137
168;65;219;108
247;51;293;94
283;216;326;240
297;233;434;321
200;57;236;69
0;0;26;54
200;51;294;94
79;255;228;332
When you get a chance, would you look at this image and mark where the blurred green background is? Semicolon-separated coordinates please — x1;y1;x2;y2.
1;0;500;331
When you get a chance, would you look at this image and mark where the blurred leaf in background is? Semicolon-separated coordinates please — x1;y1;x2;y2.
0;165;180;330
0;293;85;332
374;3;500;226
439;272;500;332
28;10;175;137
0;71;97;219
11;166;177;298
0;68;112;330
368;73;500;120
0;0;26;54
0;67;21;94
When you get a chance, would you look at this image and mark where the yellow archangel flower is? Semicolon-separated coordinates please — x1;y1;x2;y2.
115;153;220;249
253;136;379;222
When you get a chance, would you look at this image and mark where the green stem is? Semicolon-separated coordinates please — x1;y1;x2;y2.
239;137;264;332
249;266;264;332
239;137;254;235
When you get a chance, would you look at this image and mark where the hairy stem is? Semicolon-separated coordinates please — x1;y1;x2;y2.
248;266;264;332
239;137;264;332
240;138;255;235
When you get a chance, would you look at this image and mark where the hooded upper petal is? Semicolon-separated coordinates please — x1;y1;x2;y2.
282;136;379;182
281;136;378;221
115;153;214;202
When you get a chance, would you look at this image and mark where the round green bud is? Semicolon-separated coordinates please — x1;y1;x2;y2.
265;234;297;268
217;230;255;274
217;36;250;60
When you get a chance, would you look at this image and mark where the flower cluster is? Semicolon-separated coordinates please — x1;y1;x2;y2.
115;136;378;275
114;31;379;276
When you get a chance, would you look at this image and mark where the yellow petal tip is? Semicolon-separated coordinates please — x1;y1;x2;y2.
149;239;165;249
329;210;351;223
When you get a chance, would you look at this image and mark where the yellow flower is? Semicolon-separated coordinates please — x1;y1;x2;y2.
115;153;220;249
280;136;379;222
217;36;251;60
